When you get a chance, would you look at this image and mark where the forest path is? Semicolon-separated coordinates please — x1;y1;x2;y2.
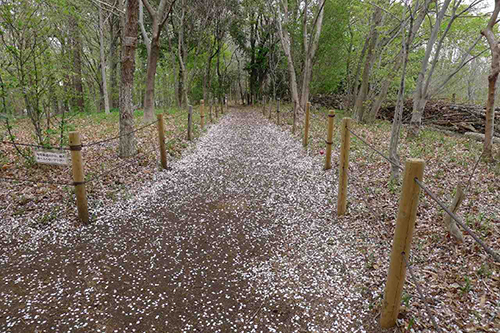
1;108;373;332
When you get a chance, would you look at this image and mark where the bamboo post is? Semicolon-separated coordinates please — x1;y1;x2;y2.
200;99;205;129
277;98;280;125
337;117;351;216
380;158;425;329
303;102;311;147
69;132;89;224
157;114;167;169
324;110;335;170
187;105;192;141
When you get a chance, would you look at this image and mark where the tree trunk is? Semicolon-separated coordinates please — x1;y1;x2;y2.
444;185;465;242
350;35;369;108
481;1;500;160
354;7;382;123
109;17;119;109
389;5;411;180
409;0;452;138
119;0;139;158
484;69;498;159
70;15;85;112
143;32;160;122
367;0;432;122
99;4;110;114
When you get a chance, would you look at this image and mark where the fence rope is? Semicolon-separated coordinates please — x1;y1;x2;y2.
0;176;72;186
82;119;158;148
1;141;70;150
348;128;403;171
1;119;158;150
402;253;441;332
414;178;500;263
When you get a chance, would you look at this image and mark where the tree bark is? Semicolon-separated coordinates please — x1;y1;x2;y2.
354;7;382;123
481;0;500;160
177;0;189;107
119;0;139;158
98;3;110;114
409;0;453;137
444;185;465;242
70;15;85;112
109;16;119;109
141;0;175;122
367;0;432;122
389;4;411;180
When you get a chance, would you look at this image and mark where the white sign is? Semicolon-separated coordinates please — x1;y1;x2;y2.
35;149;68;166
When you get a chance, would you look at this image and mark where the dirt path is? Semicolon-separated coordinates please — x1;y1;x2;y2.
1;108;373;332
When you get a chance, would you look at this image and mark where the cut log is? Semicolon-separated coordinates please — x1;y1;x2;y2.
464;132;500;144
444;185;465;243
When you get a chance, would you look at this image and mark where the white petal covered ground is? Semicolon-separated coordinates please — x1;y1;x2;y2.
0;109;376;332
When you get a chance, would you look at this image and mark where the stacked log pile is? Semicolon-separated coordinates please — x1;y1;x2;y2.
378;100;500;139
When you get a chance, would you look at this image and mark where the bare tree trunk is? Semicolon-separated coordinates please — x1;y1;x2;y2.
367;0;432;122
141;0;176;122
143;37;160;121
409;0;452;137
177;0;189;107
99;3;110;114
389;5;411;180
354;7;382;123
481;0;500;161
277;0;320;114
70;15;85;112
350;35;369;108
109;17;119;109
119;0;139;158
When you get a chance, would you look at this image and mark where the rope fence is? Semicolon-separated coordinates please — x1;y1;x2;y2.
1;107;218;223
265;101;499;330
329;116;498;329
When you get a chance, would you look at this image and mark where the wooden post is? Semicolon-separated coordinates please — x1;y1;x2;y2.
187;105;192;141
303;102;311;147
69;132;89;224
262;96;266;116
215;98;219;118
380;158;425;329
277;98;280;125
324;110;335;170
337;117;351;216
220;98;224;115
225;95;228;113
200;99;205;129
157;114;167;169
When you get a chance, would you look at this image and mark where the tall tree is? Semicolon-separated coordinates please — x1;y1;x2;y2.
276;0;326;114
408;0;483;137
98;2;111;114
367;0;433;122
353;6;383;122
69;11;85;112
139;0;176;122
480;0;499;160
119;0;139;157
388;1;413;180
